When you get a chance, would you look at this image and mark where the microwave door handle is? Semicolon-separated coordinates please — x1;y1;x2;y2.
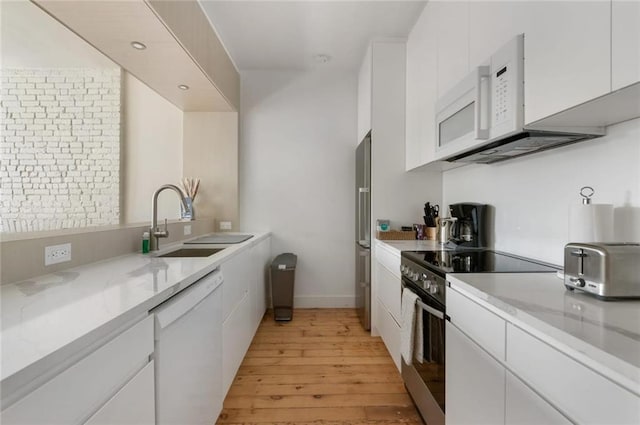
475;65;491;140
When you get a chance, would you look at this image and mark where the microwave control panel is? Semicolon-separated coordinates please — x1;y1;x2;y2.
494;62;511;125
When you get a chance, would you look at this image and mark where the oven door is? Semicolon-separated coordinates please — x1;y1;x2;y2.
401;278;446;425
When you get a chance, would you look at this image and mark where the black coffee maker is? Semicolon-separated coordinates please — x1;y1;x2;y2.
448;203;487;248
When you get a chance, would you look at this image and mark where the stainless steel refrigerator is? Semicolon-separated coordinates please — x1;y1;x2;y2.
355;132;371;331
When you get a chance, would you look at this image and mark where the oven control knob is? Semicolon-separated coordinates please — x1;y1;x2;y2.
411;271;419;280
400;265;406;274
424;280;432;290
429;285;439;295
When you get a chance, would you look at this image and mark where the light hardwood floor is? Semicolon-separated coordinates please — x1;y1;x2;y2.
217;308;423;425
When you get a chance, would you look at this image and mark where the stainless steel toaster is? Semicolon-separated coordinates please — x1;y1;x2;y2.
564;243;640;300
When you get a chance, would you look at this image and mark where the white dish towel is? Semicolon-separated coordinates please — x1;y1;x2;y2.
401;288;424;364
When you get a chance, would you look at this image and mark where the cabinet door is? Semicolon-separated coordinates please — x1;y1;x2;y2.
505;371;571;425
612;0;640;90
376;299;401;371
406;1;438;170
222;292;252;395
469;1;522;68
521;1;610;124
221;249;251;320
358;45;372;142
375;260;400;324
435;1;470;97
446;321;505;425
84;361;155;425
253;237;271;330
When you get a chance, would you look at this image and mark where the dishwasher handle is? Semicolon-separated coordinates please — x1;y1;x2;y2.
154;269;223;332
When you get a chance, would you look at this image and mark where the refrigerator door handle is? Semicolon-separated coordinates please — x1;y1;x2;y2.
358;187;369;242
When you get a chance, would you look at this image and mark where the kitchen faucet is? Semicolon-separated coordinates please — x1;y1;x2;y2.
150;184;192;251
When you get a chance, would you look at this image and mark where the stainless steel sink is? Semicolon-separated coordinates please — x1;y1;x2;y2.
157;248;225;258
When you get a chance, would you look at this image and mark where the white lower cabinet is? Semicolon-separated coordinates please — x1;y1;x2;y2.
222;291;253;394
251;236;272;332
1;316;154;425
446;321;505;425
84;361;155;425
373;243;401;371
447;285;640;425
505;371;571;425
376;299;401;371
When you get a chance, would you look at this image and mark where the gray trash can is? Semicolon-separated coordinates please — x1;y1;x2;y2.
270;253;297;321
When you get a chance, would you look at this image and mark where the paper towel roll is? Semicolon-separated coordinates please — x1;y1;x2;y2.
568;204;614;243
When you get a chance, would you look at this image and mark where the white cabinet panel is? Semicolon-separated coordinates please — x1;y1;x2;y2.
221;250;251;320
222;292;252;395
446;321;505;425
358;45;372;142
507;324;640;425
1;316;153;425
521;1;610;124
435;1;470;97
447;287;506;360
376;299;401;371
375;260;401;324
469;1;522;68
375;243;400;279
505;371;571;425
84;361;155;425
406;1;438;170
612;0;640;90
252;237;271;331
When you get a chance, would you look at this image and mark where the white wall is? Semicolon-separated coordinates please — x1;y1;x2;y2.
443;118;640;265
240;69;357;307
183;112;238;228
122;72;183;224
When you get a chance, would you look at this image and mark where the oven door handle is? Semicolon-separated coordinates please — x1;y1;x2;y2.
415;298;445;320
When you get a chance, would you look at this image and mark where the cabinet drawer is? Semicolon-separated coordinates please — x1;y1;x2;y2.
447;287;506;360
221;251;250;320
507;324;640;425
375;244;400;278
84;361;155;425
376;260;401;323
2;315;153;425
222;292;252;395
505;371;571;425
376;299;401;372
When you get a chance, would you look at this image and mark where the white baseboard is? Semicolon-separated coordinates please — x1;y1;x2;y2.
291;295;356;308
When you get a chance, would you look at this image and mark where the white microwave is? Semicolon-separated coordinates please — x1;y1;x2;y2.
433;35;601;164
434;35;525;161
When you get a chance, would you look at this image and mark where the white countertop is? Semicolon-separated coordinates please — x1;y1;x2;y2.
448;273;640;395
0;232;270;393
375;238;442;254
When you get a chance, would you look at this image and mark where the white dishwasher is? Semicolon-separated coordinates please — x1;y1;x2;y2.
153;269;223;425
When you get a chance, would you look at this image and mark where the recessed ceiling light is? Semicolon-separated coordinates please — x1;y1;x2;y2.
314;54;331;64
178;84;190;91
130;41;147;50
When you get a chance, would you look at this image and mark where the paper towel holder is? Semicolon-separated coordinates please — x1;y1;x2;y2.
580;186;595;205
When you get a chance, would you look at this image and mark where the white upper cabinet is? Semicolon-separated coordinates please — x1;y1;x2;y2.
612;0;640;90
358;46;373;143
469;2;522;69
435;1;470;97
405;1;438;170
519;1;611;124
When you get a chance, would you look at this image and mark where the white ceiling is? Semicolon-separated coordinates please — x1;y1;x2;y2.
198;1;427;70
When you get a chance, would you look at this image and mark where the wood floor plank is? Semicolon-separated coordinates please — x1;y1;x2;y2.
223;393;415;409
226;382;408;397
241;356;395;367
231;373;404;386
217;308;422;425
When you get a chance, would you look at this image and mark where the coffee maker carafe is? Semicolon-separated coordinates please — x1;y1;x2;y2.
448;203;487;248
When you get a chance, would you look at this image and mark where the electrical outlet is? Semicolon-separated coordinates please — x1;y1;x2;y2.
184;224;192;236
219;221;232;230
45;243;71;266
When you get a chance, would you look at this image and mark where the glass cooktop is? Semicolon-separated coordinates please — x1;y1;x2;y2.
401;249;559;276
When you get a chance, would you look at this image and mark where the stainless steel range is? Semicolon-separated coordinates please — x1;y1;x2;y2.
400;249;558;425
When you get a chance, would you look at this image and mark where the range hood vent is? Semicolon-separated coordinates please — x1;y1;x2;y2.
446;130;602;164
